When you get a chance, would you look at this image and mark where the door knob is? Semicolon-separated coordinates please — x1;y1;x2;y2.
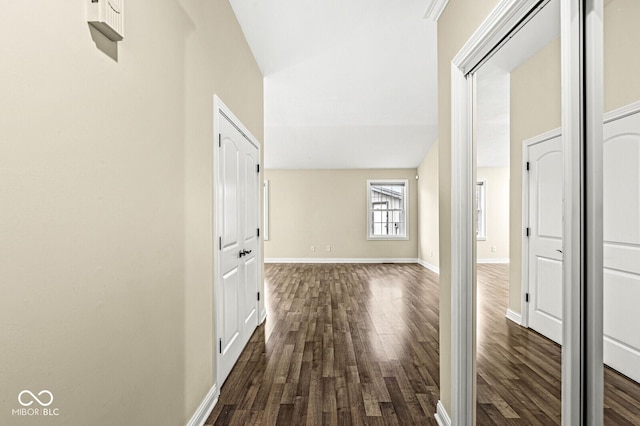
239;249;252;258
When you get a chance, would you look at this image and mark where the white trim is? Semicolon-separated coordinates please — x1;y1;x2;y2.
434;400;451;426
524;127;563;146
417;258;440;275
186;384;219;426
424;0;449;22
604;99;640;124
521;138;529;328
366;179;409;241
561;0;604;422
521;128;562;328
259;308;267;325
452;0;545;74
449;0;556;423
264;258;418;264
561;2;583;420
449;60;475;426
476;258;509;264
213;95;263;391
584;1;604;421
505;309;522;326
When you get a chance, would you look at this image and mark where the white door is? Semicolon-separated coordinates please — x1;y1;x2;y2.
217;110;260;387
524;108;640;382
526;133;563;344
603;109;640;383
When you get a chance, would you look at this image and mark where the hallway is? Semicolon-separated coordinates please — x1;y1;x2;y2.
207;263;441;425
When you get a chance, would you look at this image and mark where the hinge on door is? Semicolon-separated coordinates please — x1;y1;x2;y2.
219;237;222;250
526;161;530;171
218;134;221;148
257;228;260;237
256;164;260;173
525;293;530;303
526;227;530;237
257;292;260;301
219;338;222;354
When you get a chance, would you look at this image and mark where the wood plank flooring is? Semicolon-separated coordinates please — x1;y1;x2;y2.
206;263;441;425
206;263;640;425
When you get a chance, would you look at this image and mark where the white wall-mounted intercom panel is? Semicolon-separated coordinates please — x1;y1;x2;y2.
88;0;124;41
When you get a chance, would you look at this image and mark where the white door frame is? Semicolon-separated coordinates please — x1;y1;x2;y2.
213;95;262;389
521;127;562;329
449;0;603;424
561;0;603;423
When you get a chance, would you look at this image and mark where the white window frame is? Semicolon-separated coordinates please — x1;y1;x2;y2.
263;180;270;241
476;180;487;240
366;179;409;240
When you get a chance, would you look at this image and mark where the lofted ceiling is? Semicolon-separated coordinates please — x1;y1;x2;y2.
229;0;439;169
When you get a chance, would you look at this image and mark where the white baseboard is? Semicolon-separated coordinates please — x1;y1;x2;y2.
417;258;440;275
259;308;267;325
264;258;418;264
434;400;451;426
477;257;510;264
505;309;522;326
186;384;218;426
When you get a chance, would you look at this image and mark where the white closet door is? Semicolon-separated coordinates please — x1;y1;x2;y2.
217;113;260;386
603;110;640;383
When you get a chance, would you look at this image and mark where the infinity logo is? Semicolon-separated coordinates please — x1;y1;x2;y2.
18;390;54;407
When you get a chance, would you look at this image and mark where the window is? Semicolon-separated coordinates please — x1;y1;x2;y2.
476;180;486;240
367;179;408;240
263;180;269;241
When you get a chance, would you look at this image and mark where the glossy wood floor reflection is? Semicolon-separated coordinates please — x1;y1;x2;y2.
476;263;640;425
476;264;562;424
206;263;441;425
206;263;640;425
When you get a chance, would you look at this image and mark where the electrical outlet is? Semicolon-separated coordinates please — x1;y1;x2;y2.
325;245;331;252
491;246;497;252
310;245;315;252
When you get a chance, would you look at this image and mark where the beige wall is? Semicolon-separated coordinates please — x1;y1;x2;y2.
436;0;501;413
0;1;263;425
264;169;418;259
604;0;640;112
477;168;510;261
418;142;440;270
509;38;562;313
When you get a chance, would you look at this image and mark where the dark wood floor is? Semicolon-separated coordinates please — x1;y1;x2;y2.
207;263;640;425
206;263;441;425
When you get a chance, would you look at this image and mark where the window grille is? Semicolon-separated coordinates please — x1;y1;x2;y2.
367;180;408;240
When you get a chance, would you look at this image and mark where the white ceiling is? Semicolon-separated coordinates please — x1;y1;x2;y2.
476;63;511;168
229;0;439;169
